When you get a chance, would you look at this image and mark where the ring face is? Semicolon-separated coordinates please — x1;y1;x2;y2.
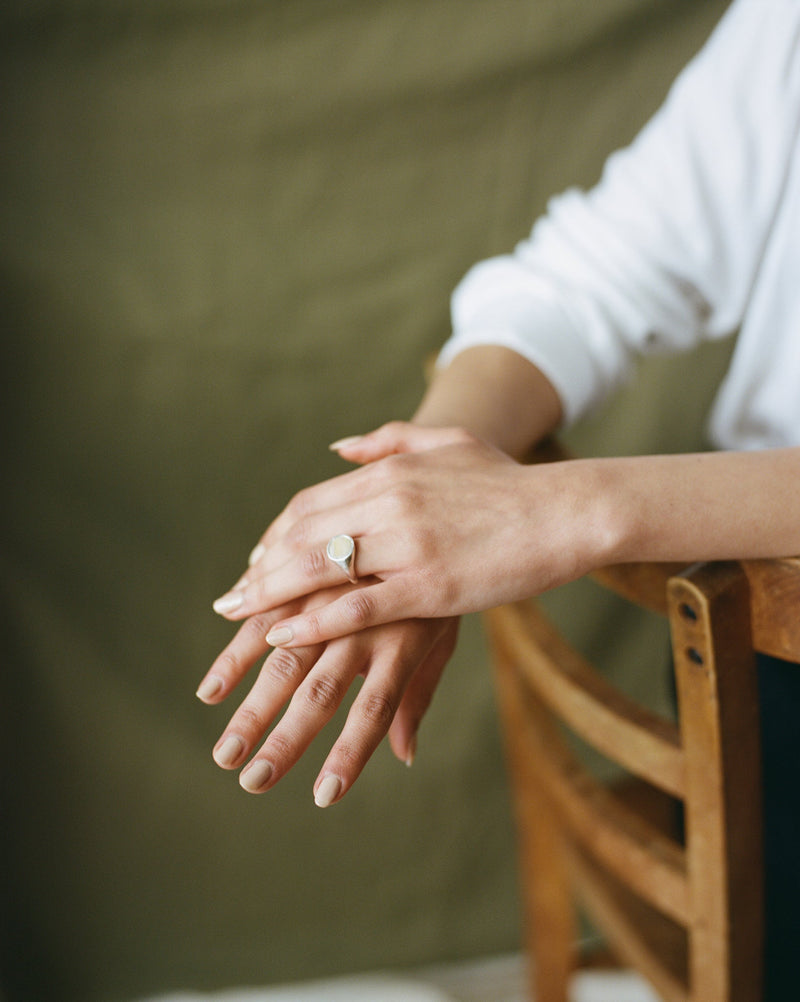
326;534;357;582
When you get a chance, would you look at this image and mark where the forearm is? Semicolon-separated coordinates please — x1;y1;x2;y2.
412;345;563;459
578;447;800;568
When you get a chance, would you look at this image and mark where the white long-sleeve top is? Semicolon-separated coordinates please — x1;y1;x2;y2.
440;0;800;450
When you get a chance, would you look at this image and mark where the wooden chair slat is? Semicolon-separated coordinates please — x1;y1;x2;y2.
508;683;691;925
487;603;685;798
567;845;689;1002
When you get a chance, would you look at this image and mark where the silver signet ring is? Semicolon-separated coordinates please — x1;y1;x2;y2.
326;534;357;583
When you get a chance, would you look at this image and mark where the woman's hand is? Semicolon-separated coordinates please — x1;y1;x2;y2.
211;423;607;648
198;582;459;807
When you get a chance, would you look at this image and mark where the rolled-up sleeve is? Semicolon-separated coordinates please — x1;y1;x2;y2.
439;0;800;426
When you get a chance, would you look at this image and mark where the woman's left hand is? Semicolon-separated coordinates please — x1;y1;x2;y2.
198;583;458;806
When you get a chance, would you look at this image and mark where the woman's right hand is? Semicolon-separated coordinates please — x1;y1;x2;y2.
212;422;605;646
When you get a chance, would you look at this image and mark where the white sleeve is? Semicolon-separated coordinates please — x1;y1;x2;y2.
440;0;800;425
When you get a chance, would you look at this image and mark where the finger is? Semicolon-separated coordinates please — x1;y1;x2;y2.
387;617;459;766
213;516;393;622
264;578;417;648
214;550;347;620
330;421;472;463
197;603;304;703
211;642;323;771
311;622;436;807
215;487;383;611
237;636;367;793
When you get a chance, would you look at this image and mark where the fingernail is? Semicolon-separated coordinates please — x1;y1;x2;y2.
196;675;224;702
329;435;364;452
214;735;245;768
240;759;274;793
314;774;343;808
248;543;265;566
266;626;293;647
213;591;244;615
405;735;417;768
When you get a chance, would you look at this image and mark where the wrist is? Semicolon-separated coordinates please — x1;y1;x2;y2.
514;458;630;593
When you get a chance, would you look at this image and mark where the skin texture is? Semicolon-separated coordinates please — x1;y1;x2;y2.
199;345;800;806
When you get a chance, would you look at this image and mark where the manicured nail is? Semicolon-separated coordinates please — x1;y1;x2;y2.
240;759;274;793
405;735;417;768
248;543;265;566
329;435;364;452
196;675;224;702
266;626;293;647
213;591;244;615
314;774;342;808
214;735;245;768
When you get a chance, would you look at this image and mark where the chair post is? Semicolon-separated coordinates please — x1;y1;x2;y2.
490;626;577;1002
668;562;763;1002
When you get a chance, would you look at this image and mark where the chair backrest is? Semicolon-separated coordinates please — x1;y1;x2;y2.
486;547;800;1002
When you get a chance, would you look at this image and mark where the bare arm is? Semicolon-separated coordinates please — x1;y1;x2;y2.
595;447;800;565
412;345;563;458
220;392;800;645
414;346;800;565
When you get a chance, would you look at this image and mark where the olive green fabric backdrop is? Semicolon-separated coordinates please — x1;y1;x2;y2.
1;2;730;1000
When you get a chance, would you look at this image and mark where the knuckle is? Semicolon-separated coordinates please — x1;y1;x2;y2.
405;523;434;564
232;703;267;737
238;614;273;647
302;673;345;714
359;690;397;731
300;608;323;639
285;517;311;551
329;739;363;771
300;546;329;581
381;482;417;520
213;648;242;679
252;575;273;606
265;647;309;688
342;589;377;628
263;729;295;765
372;420;405;446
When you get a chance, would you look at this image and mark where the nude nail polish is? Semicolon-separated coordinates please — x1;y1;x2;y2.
214;735;245;768
314;774;342;808
213;591;244;615
266;626;293;647
240;759;274;793
196;675;223;702
248;543;265;566
329;435;364;452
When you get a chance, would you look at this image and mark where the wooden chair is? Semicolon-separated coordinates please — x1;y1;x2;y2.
485;458;800;1001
